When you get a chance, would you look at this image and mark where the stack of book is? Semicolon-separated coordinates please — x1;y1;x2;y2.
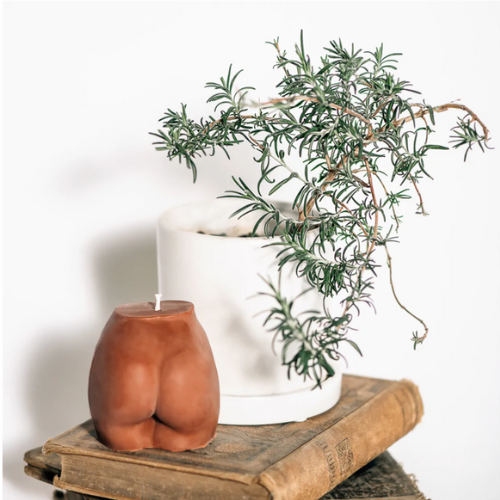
24;375;427;500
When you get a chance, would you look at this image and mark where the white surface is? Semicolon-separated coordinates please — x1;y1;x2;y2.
158;199;342;423
2;2;500;499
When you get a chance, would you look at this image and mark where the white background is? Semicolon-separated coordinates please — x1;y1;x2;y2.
3;2;500;499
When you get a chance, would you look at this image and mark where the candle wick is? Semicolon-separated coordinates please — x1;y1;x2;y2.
155;294;162;311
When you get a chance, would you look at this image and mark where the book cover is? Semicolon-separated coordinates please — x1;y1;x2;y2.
26;448;426;500
40;375;423;500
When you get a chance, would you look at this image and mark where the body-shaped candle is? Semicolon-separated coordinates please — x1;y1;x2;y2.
88;300;220;452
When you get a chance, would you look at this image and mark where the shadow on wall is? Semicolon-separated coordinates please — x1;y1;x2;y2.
7;141;272;496
4;229;158;497
93;228;158;312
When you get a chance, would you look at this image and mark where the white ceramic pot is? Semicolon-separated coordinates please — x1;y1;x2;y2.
157;199;342;424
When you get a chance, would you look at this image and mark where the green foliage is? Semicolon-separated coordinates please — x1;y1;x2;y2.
151;32;491;387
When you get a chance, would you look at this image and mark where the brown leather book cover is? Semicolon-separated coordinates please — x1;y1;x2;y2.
25;447;426;500
40;375;423;500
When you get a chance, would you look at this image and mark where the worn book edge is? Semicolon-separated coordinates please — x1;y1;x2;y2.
25;446;426;500
53;454;270;500
52;482;424;500
53;478;148;500
43;423;255;485
258;379;423;500
52;477;265;500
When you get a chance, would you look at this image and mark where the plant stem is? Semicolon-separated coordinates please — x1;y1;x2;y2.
385;245;429;345
247;134;311;187
371;170;400;232
363;157;379;256
256;96;373;131
393;102;490;142
409;176;428;216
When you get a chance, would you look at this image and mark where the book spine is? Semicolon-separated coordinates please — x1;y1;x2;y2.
258;379;423;500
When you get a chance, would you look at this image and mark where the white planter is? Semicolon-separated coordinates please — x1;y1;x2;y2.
157;199;342;424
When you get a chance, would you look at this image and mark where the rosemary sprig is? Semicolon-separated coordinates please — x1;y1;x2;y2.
151;32;492;387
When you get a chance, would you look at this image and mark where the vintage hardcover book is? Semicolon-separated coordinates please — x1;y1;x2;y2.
40;375;423;500
25;447;426;500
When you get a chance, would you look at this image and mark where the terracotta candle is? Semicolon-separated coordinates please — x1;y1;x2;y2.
88;300;220;452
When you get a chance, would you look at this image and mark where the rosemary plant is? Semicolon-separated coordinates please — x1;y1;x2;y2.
151;32;491;387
